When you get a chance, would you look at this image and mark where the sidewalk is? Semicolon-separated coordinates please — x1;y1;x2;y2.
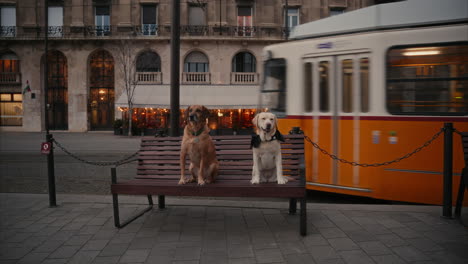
1;193;467;264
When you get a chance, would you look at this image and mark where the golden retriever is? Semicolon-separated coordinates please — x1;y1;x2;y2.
179;105;219;185
251;112;288;184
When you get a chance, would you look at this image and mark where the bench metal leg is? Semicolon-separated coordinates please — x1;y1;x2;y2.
300;197;307;236
112;193;153;228
455;169;467;218
158;195;165;209
289;198;297;215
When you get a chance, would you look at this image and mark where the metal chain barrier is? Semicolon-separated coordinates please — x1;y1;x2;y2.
303;128;445;167
52;139;139;167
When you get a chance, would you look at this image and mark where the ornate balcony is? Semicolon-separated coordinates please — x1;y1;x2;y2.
182;72;211;84
137;72;162;84
0;72;21;85
0;25;288;40
0;26;16;37
230;72;258;84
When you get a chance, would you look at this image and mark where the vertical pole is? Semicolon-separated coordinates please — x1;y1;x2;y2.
284;0;289;39
443;122;453;218
170;0;180;137
111;167;120;227
44;0;56;208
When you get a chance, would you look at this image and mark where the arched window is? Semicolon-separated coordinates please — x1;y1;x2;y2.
184;51;209;72
136;51;161;72
232;52;256;72
0;51;22;126
47;50;68;130
89;49;114;130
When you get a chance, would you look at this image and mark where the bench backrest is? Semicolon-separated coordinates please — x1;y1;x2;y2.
462;132;468;168
137;134;305;182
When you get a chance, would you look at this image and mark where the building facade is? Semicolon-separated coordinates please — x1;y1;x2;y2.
0;0;375;134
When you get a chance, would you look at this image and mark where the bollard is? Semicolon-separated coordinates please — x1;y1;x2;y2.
442;123;453;218
47;134;57;207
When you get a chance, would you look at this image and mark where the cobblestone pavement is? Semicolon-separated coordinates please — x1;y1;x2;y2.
1;193;467;264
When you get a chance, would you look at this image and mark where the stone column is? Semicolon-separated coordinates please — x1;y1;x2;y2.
71;0;84;27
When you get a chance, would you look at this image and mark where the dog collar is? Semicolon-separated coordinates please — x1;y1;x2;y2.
192;127;205;137
250;130;285;149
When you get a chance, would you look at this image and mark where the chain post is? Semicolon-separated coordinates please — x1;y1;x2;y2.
442;123;453;218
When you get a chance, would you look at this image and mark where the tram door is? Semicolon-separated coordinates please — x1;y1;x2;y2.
306;53;370;192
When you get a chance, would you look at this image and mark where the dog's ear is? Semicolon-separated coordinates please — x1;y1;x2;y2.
252;114;259;128
273;114;278;130
186;106;191;122
201;106;210;121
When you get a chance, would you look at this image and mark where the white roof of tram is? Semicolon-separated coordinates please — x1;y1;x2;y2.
290;0;468;40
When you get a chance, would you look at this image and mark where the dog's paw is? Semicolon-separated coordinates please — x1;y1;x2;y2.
178;178;187;185
197;179;206;186
251;178;260;184
277;177;288;184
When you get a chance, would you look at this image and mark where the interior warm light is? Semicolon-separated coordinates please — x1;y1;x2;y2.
98;89;106;94
402;48;440;56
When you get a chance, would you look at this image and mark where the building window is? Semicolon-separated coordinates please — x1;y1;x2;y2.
330;8;345;16
0;93;22;126
48;6;63;37
287;7;300;29
304;62;313;112
237;6;253;36
137;51;161;72
47;50;68;130
0;52;20;84
0;6;16;37
141;5;157;36
360;58;370;113
95;6;110;36
184;51;209;72
387;44;468;115
232;52;256;73
186;4;207;36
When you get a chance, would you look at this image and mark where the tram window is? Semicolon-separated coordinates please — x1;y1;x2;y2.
304;62;313;112
342;59;353;113
387;44;468;115
360;58;369;113
319;61;329;112
261;58;286;113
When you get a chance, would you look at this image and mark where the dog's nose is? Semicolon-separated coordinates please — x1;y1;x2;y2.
189;115;196;121
266;123;272;129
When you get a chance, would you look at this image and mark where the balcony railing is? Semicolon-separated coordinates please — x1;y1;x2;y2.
0;72;21;84
0;26;16;37
137;72;162;84
230;72;259;84
182;72;211;84
0;25;289;40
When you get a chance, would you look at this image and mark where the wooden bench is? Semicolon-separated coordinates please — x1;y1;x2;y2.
111;134;307;236
455;132;468;218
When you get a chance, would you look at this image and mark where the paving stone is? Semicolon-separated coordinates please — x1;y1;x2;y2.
119;249;150;263
407;237;443;252
371;254;407;264
307;246;339;261
318;228;347;239
173;246;201;261
327;237;360;251
228;258;257;264
48;245;80;259
67;250;100;264
33;240;64;253
92;256;121;264
228;244;254;258
99;243;129;257
82;239;109;251
200;252;228;264
41;259;68;264
254;248;285;263
16;252;49;264
376;234;409;248
283;254;316;264
391;245;431;262
64;235;93;246
358;241;392;256
339;250;374;264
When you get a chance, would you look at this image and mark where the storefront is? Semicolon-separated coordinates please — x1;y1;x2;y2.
115;84;260;135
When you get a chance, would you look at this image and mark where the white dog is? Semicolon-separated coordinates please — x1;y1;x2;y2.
250;112;288;184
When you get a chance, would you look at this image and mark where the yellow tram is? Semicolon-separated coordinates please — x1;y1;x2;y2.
260;0;468;205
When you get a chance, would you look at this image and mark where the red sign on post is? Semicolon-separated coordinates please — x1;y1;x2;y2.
41;142;51;155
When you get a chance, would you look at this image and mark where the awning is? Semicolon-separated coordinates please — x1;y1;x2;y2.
115;84;260;109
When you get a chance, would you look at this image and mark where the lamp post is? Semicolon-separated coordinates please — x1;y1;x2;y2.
170;0;180;136
44;0;56;207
